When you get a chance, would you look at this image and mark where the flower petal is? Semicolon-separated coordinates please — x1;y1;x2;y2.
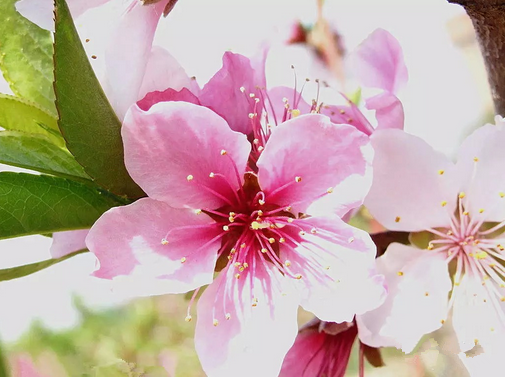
365;130;458;231
195;265;299;376
365;92;404;131
455;122;505;222
138;46;197;101
50;229;89;259
102;0;167;120
122;101;250;209
452;274;505;352
321;102;375;136
350;28;408;94
199;52;263;135
258;114;372;216
137;87;200;112
357;243;451;353
283;216;386;323
86;197;222;296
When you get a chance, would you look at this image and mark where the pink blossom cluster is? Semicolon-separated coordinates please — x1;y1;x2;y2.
20;0;505;376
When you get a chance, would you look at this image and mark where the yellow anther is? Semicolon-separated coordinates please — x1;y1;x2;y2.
161;238;169;245
473;157;479;162
455;282;460;286
441;201;447;207
223;225;230;231
339;109;345;114
501;297;505;302
295;274;302;279
186;174;194;181
239;266;245;272
438;170;445;175
474;339;479;345
284;260;291;267
479;208;485;214
243;263;249;269
427;243;434;250
230;248;236;254
447;230;453;236
249;93;255;98
194;209;202;215
258;199;265;206
180;257;187;263
459;192;466;199
325;266;330;270
257;210;263;217
261;248;267;253
348;237;355;243
239;86;246;93
326;187;334;194
235;273;241;279
483;275;490;280
279;237;286;243
500;192;505;198
268;237;275;244
425;292;429;296
209;172;215;178
397;271;404;276
295;176;302;183
440;319;445;324
234;262;241;267
213;319;219;326
229;216;235;222
287;218;294;223
474;251;488;260
250;221;261;230
253;138;259;145
240;243;246;249
499;244;504;251
185;315;192;322
220;149;227;156
299;231;306;236
395;216;401;223
248;113;256;119
463;211;469;216
225;313;231;320
291;109;301;118
310;228;317;234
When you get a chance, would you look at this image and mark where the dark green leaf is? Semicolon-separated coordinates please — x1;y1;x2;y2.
53;0;144;199
0;131;90;180
0;172;127;239
0;0;56;115
0;250;87;282
0;94;63;145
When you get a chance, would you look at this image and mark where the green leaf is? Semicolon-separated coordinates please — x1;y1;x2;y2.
0;172;127;240
53;0;144;199
0;0;56;115
0;131;90;180
0;94;64;146
0;250;86;282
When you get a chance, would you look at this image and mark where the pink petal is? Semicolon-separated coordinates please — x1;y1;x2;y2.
267;86;311;124
199;52;263;135
283;216;386;322
455;123;505;222
365;92;404;131
102;0;167;120
365;130;459;231
350;28;408;94
138;46;197;101
86;197;222;296
15;0;109;31
50;229;89;259
357;243;451;353
122;101;250;209
321;103;375;136
137;87;200;112
194;265;299;376
258;114;372;217
452;274;505;352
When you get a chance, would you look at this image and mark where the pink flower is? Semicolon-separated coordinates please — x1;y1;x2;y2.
358;116;505;353
280;319;357;377
86;73;386;374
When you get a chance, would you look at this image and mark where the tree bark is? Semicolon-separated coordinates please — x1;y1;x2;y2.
448;0;505;115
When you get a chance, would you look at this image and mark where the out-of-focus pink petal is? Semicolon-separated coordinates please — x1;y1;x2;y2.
357;243;451;353
86;198;221;296
366;92;404;131
50;229;89;259
195;265;299;376
350;28;408;94
365;130;459;231
321;102;375;136
12;354;41;377
138;46;196;101
137;87;200;111
455;122;505;222
258;114;372;216
122;102;250;209
280;322;357;377
102;0;168;120
452;274;505;352
267;86;311;124
284;216;385;323
199;52;263;135
15;0;109;31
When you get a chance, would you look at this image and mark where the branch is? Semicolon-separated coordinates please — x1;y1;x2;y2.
448;0;505;115
370;231;410;257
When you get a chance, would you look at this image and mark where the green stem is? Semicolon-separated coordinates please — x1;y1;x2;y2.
0;340;10;377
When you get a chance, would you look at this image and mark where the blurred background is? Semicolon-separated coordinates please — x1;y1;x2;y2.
0;0;494;376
